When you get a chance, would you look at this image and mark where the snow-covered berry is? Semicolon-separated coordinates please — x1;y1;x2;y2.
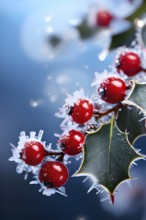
98;77;126;104
69;99;94;124
116;52;141;76
60;130;85;156
39;161;69;188
21;141;45;166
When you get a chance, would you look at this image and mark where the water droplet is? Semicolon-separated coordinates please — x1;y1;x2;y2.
98;49;108;61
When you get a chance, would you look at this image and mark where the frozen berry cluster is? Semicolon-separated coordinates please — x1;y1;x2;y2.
9;26;146;196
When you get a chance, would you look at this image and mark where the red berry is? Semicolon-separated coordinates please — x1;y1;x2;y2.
39;161;69;188
98;77;126;104
96;10;113;27
60;130;85;156
70;99;93;124
21;141;45;166
116;52;141;76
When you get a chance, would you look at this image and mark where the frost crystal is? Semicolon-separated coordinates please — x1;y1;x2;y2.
114;46;146;83
82;175;113;203
9;0;146;202
91;71;130;120
30;168;67;197
9;130;45;176
55;88;97;134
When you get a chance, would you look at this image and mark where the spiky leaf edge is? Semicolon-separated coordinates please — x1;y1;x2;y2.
74;120;144;196
123;81;146;104
116;104;146;145
116;80;146;144
123;81;146;141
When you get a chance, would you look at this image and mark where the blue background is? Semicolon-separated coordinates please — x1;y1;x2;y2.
0;1;146;220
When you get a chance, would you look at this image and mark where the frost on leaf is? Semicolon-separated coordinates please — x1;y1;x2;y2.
124;82;146;113
116;104;146;144
75;120;143;195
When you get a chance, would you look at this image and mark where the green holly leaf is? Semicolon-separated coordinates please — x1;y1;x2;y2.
110;27;135;50
116;104;146;145
75;120;143;195
75;18;97;40
124;82;146;113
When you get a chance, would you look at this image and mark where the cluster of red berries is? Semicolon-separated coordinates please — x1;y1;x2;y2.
18;97;94;189
18;118;89;189
17;75;127;189
19;140;68;188
19;131;85;189
10;43;146;195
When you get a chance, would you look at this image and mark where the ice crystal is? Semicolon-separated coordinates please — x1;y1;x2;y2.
55;88;96;134
91;71;131;115
113;46;146;83
30;167;67;197
9;130;45;176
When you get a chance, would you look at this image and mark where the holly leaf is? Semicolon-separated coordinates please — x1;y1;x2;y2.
116;104;146;145
75;120;143;194
110;27;135;50
75;17;97;40
124;82;146;113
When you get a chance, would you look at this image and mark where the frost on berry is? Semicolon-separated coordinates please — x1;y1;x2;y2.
55;88;98;133
55;89;86;120
21;141;45;166
9;2;146;202
39;161;68;188
114;46;146;83
30;160;68;197
71;99;93;124
55;129;84;162
59;129;85;156
91;71;131;124
9;130;69;197
116;52;141;76
98;77;126;104
30;176;67;197
9;130;45;178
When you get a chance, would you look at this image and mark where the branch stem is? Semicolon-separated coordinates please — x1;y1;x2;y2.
94;103;124;121
45;151;65;162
